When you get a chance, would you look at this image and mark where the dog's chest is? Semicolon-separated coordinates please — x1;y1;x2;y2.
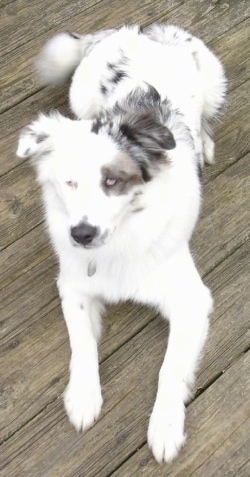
79;251;155;303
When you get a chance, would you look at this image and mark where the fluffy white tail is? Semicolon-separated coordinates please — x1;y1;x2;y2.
37;30;115;84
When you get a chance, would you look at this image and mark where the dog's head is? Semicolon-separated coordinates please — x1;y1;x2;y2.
17;87;175;248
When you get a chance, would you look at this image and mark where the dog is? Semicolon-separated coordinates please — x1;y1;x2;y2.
17;24;226;463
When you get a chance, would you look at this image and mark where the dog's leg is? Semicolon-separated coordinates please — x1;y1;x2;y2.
58;281;104;432
148;247;213;463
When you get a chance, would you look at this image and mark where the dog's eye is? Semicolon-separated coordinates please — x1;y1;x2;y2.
105;178;117;187
65;180;78;189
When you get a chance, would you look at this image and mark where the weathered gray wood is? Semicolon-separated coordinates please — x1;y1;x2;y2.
1;0;248;116
110;352;250;477
0;254;57;339
0;161;41;251
1;1;250;475
0;224;51;291
205;118;250;185
0;0;183;114
209;17;250;93
0;0;183;58
216;79;250;140
0;0;97;57
192;152;250;276
163;0;250;44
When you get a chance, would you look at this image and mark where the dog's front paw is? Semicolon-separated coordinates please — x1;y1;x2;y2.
64;379;103;432
147;397;186;463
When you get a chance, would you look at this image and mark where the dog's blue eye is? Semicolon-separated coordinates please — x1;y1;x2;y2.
65;180;78;188
105;178;117;187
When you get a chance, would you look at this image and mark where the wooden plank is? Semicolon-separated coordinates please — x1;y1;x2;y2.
216;79;250;140
0;254;57;339
1;0;248;116
0;0;183;114
192;152;250;276
0;161;41;251
198;240;250;388
205;119;250;185
110;352;250;477
209;17;250;93
1;1;249;475
1;238;249;473
0;0;99;57
162;0;250;44
0;224;51;291
236;459;250;477
0;0;183;58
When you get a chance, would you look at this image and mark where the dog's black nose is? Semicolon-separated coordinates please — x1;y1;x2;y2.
71;223;97;245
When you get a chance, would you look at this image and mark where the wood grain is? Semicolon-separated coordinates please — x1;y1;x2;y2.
1;0;248;115
110;352;250;477
1;1;249;475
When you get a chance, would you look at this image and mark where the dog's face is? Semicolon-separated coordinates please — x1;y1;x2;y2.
17;88;176;248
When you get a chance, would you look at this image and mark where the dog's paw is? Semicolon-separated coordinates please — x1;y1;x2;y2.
63;379;103;432
147;397;186;463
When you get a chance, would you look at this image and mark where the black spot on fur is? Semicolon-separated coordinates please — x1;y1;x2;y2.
198;163;203;182
36;133;49;144
107;62;115;70
91;117;104;134
133;207;145;213
119;123;136;142
139;25;144;33
140;165;151;182
112;70;127;84
100;84;108;95
68;32;81;39
186;36;192;42
196;152;203;182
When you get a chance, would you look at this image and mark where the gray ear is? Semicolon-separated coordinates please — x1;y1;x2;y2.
16;114;53;159
116;85;176;155
119;110;176;155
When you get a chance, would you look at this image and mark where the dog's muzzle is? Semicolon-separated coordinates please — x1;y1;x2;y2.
70;223;98;246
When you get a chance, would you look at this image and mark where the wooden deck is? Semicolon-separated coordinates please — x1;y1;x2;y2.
1;1;250;475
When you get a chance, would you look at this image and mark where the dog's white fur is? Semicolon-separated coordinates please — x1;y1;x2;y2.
17;25;226;463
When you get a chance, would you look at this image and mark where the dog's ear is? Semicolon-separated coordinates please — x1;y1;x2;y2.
16;114;55;159
119;110;175;157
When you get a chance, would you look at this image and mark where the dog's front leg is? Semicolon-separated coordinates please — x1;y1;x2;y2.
148;248;213;463
58;281;103;432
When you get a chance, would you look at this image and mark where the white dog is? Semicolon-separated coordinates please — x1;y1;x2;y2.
17;24;226;463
